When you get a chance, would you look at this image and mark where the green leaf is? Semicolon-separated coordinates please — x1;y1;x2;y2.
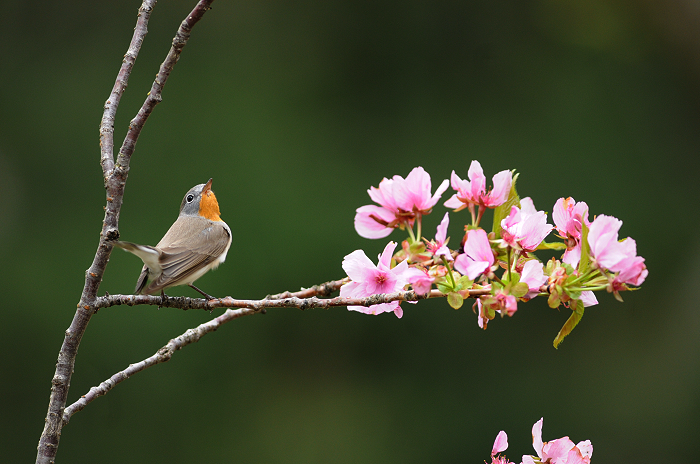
511;282;529;298
505;270;521;286
548;291;561;309
456;275;473;290
565;288;582;301
492;172;520;238
578;220;590;274
537;241;567;251
447;292;464;309
409;241;426;255
437;283;452;294
553;299;585;349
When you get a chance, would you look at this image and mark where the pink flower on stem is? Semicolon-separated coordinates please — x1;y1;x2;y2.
454;228;494;280
340;241;412;318
520;260;547;299
553;197;590;267
588;215;648;286
354;167;449;239
476;290;517;329
522;418;592;464
553;197;590;239
444;160;512;212
500;197;553;252
426;212;452;261
406;267;432;295
613;255;648;288
587;215;628;271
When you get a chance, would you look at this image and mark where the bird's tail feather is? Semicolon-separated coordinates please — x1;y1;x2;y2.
113;240;162;274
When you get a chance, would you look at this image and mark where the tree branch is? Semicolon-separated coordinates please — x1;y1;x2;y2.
64;285;492;424
116;0;214;172
93;287;483;312
36;2;215;463
264;278;349;300
100;1;155;177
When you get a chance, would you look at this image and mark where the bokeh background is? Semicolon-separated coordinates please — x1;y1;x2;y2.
2;0;699;462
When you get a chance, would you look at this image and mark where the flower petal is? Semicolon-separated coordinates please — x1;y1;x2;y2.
354;205;396;239
341;249;377;282
378;241;398;269
485;169;512;207
492;430;509;455
532;418;544;458
580;291;598;307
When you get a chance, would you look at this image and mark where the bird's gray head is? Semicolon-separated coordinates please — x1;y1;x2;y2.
179;178;221;220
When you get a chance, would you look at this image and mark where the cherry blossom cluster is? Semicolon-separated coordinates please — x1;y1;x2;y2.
488;418;592;464
341;162;648;346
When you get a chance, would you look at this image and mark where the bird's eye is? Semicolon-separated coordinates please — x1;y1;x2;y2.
186;194;195;203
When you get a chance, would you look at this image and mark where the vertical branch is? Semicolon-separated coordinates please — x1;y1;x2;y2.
36;1;215;463
116;0;215;170
100;1;156;178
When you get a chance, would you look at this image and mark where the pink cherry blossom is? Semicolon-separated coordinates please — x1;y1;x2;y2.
613;255;648;287
500;197;553;252
520;260;547;299
553;197;590;267
444;160;512;211
354;167;449;239
522;418;592;464
553;197;590;239
454;228;494;280
499;292;518;316
476;290;517;328
406;267;432;295
588;215;648;287
340;241;412;318
561;241;583;268
587;215;628;270
426;212;452;260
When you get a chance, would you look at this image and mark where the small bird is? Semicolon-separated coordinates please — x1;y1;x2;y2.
113;178;231;300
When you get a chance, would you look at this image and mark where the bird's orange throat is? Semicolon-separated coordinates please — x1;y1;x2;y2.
199;191;222;221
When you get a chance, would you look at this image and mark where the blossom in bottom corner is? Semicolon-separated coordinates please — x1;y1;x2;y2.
340;241;411;318
522;418;592;464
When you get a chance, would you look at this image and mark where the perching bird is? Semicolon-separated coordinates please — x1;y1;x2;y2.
113;178;231;299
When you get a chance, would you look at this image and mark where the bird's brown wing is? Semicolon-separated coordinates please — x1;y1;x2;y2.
141;216;230;295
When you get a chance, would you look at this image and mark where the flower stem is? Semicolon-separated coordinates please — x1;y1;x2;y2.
415;213;422;242
405;220;417;244
507;247;513;282
442;256;457;289
475;205;485;228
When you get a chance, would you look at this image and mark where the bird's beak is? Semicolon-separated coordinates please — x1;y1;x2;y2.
203;178;213;194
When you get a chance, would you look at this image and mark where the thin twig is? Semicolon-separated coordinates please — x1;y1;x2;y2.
65;286;491;423
36;2;215;463
63;306;254;425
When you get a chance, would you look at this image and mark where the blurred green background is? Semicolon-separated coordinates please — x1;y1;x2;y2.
2;0;699;462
